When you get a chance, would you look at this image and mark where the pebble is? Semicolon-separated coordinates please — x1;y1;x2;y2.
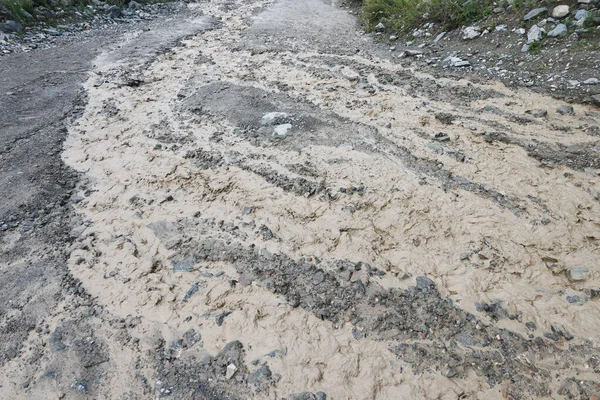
547;24;567;38
583;78;599;85
556;105;575;115
527;25;544;43
574;9;589;21
566;267;588;282
591;94;600;107
524;8;547;21
225;363;237;379
443;56;470;67
552;5;569;18
463;26;481;40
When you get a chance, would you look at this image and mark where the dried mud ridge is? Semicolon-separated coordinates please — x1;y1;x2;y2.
3;0;600;399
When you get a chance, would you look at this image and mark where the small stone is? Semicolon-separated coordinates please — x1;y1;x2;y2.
551;324;574;340
525;321;537;330
0;21;23;33
574;9;588;21
525;109;548;118
274;123;292;136
556;105;574;115
226;363;237;379
443;56;470;67
566;294;587;305
260;112;288;126
375;22;385;32
547;24;568;38
591;94;600;107
459;252;470;261
583;78;599;85
462;26;481;40
259;248;273;259
527;25;544;43
312;271;325;285
552;5;569;18
434;132;450;142
544;332;560;341
566;267;588;282
242;206;253;215
405;49;423;56
441;367;458;378
106;5;122;18
524;7;547;21
415;276;435;290
434;32;446;43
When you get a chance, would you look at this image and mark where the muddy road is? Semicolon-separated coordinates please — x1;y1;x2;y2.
1;0;600;399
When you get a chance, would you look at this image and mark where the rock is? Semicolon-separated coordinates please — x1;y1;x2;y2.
521;44;530;52
434;132;450;142
249;364;272;387
434;32;446;43
566;267;588;282
405;49;424;56
495;24;508;31
274;123;292;136
547;24;568;37
182;282;199;302
579;0;591;3
441;367;458;378
566;294;587;305
544;332;560;341
242;206;253;215
459;252;470;261
525;109;548;118
375;22;385;32
525;321;537;330
106;5;122;18
556;105;574;115
316;392;327;400
574;9;589;20
592;94;600;107
524;8;547;21
463;26;481;40
261;112;288;126
415;276;435;290
493;7;506;14
226;363;237;379
583;78;599;85
551;324;574;340
552;5;569;18
289;392;318;400
527;25;544;43
128;0;141;10
215;311;232;326
516;28;526;35
443;56;470;67
0;21;23;34
312;271;325;285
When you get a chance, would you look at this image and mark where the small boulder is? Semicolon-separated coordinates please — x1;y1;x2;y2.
575;9;589;20
0;21;23;34
566;267;588;282
556;105;574;115
591;94;600;107
527;25;544;43
547;24;567;38
524;7;547;21
463;26;481;40
552;5;569;18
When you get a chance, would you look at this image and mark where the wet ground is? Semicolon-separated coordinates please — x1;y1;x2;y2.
1;0;600;399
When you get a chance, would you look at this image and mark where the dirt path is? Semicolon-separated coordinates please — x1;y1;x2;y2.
2;0;600;399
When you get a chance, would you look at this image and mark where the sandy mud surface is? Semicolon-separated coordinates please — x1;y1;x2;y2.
2;0;600;399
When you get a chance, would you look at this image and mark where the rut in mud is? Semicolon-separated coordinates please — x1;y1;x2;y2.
3;0;599;399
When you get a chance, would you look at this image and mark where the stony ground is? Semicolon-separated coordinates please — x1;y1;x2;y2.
1;0;600;399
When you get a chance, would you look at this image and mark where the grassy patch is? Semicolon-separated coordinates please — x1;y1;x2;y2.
1;0;34;22
362;0;493;33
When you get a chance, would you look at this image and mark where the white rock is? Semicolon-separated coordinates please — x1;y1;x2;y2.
583;78;599;85
260;112;288;126
443;56;470;67
463;26;481;40
516;28;526;35
434;31;446;43
495;24;507;31
552;5;569;18
273;124;292;136
527;25;544;43
547;23;567;37
226;364;237;379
